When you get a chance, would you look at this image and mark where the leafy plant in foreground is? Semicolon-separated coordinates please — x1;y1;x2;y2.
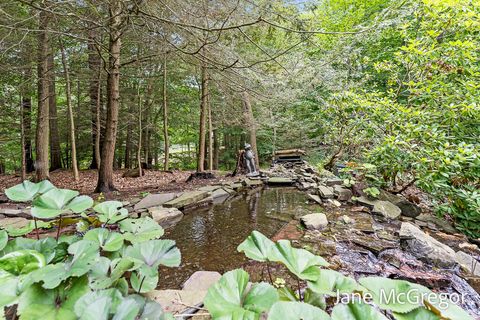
203;230;474;320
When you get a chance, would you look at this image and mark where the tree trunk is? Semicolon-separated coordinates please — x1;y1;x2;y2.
95;0;122;193
124;120;132;169
20;97;26;180
88;28;102;169
197;63;208;172
48;50;62;171
207;94;213;171
22;97;34;172
163;54;169;171
213;129;219;170
242;91;259;168
60;40;79;181
35;9;50;181
137;85;143;177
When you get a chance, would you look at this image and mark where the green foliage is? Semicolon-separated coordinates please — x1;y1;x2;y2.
363;187;380;198
0;182;178;319
209;231;475;319
204;269;279;319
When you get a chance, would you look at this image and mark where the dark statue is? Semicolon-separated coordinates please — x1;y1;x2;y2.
244;143;259;177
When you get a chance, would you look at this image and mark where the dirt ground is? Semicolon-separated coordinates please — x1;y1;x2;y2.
0;169;237;199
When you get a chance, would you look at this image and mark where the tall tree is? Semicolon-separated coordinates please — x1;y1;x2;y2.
197;62;208;172
48;52;62;170
95;0;123;192
35;9;50;181
60;40;79;181
162;53;169;171
88;28;102;170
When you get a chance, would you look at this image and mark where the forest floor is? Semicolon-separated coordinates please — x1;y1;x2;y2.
0;169;236;199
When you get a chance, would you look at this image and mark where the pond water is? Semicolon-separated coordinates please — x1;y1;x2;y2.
160;187;318;288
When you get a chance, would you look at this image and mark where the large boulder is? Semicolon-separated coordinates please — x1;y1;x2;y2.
357;196;401;219
318;185;334;199
301;213;328;230
148;206;183;228
182;271;221;291
145;289;207;315
333;185;353;201
134;193;178;211
163;191;209;208
379;191;421;218
456;251;480;276
399;222;456;267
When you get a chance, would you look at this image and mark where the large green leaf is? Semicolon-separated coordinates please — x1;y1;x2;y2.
5;180;54;202
74;288;123;319
307;269;358;296
358;277;428;313
424;292;474;320
267;301;330;320
267;240;329;280
111;294;172;320
130;267;159;293
17;276;90;320
31;188;93;219
124;239;181;268
331;303;388;320
32;240;99;289
88;257;134;290
0;230;8;251
119;217;164;243
94;201;129;224
204;269;279;319
393;308;441;320
4;220;52;237
0;250;45;275
237;230;274;262
84;228;124;252
0;271;19;307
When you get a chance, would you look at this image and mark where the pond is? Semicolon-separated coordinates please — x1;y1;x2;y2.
160;187;318;288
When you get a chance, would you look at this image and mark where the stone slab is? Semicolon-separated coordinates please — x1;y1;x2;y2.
144;289;207;315
134;193;178;210
267;177;294;184
456;251;480;276
301;213;328;230
307;194;322;204
148;206;184;228
318;185;334;199
182;271;222;291
0;217;30;229
163;191;209;208
357;196;401;219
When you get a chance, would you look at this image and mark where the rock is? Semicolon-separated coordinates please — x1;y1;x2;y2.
145;289;207;315
267;177;294;184
318;169;337;178
333;186;353;201
357;197;401;219
243;178;264;187
399;222;456;267
134;193;178;210
182;271;221;291
211;188;230;200
325;177;343;186
340;215;353;224
0;217;30;229
318;185;334;199
0;208;22;216
230;183;244;191
198;185;221;192
456;251;480;276
148;206;183;228
351;234;397;254
163;191;209;209
379;191;421;218
307;194;322;204
416;214;457;234
326;199;341;207
301;213;328;230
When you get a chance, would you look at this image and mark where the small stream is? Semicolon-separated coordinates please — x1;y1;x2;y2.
158;186;480;317
160;187;318;288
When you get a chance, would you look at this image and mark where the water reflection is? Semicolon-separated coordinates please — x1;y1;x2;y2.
160;187;310;288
